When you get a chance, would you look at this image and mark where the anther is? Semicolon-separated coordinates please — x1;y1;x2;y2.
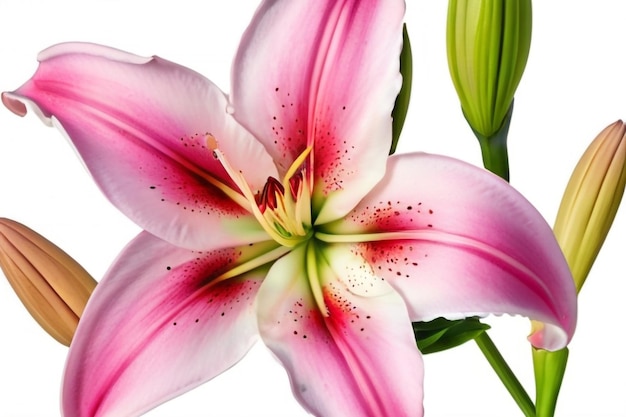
206;133;218;150
256;177;285;213
288;172;303;200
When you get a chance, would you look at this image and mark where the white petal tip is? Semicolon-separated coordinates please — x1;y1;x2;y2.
38;42;153;65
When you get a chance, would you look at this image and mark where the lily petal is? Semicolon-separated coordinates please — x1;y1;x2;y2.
2;42;278;250
323;153;576;351
231;0;405;223
63;232;280;417
257;244;423;417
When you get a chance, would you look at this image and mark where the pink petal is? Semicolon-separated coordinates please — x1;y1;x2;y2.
323;153;577;351
231;0;405;223
256;245;423;417
63;232;281;417
2;42;278;250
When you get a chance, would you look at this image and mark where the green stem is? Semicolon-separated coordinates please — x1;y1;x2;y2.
532;347;569;417
475;332;536;417
472;101;514;181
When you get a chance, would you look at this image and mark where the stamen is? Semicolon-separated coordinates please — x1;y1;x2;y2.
289;172;303;201
290;173;310;236
207;135;313;247
306;241;328;316
282;148;313;235
206;133;219;150
207;245;291;289
208;134;302;247
260;177;285;213
283;146;312;187
198;134;250;209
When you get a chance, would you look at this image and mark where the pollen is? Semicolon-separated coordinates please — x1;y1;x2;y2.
206;133;218;150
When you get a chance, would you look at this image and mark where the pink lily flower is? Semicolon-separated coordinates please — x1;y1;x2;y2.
2;1;576;416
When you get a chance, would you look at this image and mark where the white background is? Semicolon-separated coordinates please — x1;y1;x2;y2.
0;1;624;416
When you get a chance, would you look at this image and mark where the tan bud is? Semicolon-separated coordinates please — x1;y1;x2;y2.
554;120;626;292
0;218;96;346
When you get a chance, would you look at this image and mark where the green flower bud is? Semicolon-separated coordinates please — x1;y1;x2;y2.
0;218;96;346
447;0;532;138
554;120;626;292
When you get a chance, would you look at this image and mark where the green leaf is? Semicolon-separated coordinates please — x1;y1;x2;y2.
413;317;490;354
390;23;413;155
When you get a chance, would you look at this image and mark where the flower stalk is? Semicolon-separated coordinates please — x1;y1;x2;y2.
472;101;513;180
532;345;568;417
475;332;535;417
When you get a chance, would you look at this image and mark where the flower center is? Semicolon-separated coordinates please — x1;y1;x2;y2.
207;134;313;247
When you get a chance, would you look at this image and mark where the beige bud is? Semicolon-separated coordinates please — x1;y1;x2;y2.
0;218;96;346
554;120;626;292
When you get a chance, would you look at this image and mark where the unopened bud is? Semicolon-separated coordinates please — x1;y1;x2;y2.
554;120;626;292
0;218;96;345
447;0;532;138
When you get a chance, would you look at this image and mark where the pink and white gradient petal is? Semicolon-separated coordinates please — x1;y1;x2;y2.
324;153;577;351
256;245;423;417
231;0;405;223
2;42;277;250
62;232;279;417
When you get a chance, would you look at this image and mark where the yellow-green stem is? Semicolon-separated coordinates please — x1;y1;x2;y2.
532;347;569;417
